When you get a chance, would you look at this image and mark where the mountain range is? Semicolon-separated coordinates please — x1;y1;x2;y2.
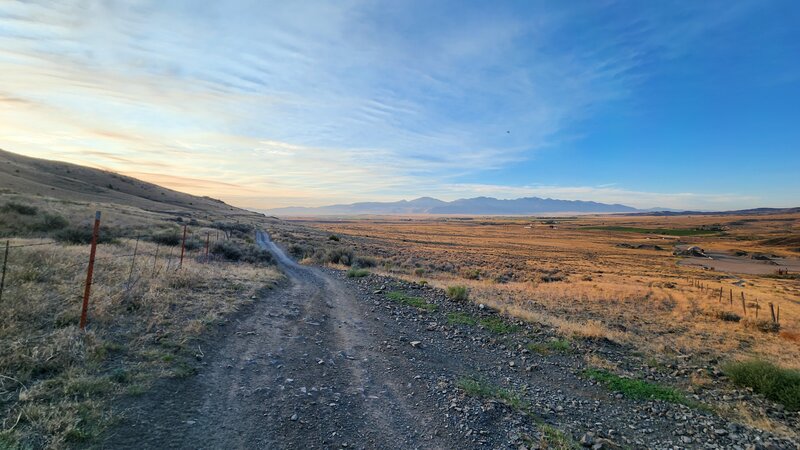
267;196;644;216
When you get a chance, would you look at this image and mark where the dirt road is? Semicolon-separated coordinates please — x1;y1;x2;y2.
105;232;798;449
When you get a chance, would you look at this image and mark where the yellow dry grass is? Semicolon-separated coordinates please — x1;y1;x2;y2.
0;236;281;448
293;214;800;369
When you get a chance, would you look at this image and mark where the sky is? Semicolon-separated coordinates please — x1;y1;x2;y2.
1;0;799;211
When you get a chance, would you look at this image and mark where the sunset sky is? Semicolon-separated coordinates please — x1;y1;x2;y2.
1;1;799;211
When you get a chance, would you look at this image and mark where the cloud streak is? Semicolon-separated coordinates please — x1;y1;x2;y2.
0;0;781;210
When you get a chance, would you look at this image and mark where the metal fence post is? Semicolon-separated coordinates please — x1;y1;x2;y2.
179;224;187;269
80;211;101;330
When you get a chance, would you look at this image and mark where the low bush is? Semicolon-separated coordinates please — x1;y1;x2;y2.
54;226;118;245
150;231;182;246
353;255;377;268
347;268;370;278
722;360;800;411
316;248;353;266
2;201;37;215
210;240;274;265
446;285;469;302
328;234;340;241
716;311;741;322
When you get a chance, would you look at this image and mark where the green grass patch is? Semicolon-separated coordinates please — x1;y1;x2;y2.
583;226;719;236
445;285;469;301
346;268;370;278
447;311;478;326
722;360;800;411
584;368;692;405
527;338;572;355
386;291;438;312
539;424;579;449
480;317;519;334
457;377;526;411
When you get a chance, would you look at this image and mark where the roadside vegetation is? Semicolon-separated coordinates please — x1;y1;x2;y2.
386;291;437;312
723;360;800;411
583;368;693;406
0;197;281;448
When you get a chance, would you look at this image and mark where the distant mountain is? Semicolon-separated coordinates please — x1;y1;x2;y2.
267;196;639;216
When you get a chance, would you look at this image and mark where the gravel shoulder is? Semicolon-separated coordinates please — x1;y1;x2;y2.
104;232;799;449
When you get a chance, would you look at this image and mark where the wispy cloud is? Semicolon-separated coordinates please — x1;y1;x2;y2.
0;0;775;210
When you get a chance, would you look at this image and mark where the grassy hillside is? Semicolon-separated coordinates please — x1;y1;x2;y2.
0;149;283;449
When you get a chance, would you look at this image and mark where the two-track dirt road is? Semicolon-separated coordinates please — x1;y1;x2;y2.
107;232;466;449
105;232;798;449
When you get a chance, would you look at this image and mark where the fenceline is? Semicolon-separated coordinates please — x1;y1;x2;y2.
0;211;232;329
687;276;785;328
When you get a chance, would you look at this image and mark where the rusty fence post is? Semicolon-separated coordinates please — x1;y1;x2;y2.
179;224;187;269
79;211;101;330
0;240;9;303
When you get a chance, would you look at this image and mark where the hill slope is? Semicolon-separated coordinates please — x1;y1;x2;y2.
0;149;258;220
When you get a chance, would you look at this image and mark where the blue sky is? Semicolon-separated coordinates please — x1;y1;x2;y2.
1;0;798;210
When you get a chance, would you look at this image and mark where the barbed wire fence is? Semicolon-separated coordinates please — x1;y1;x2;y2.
0;211;234;329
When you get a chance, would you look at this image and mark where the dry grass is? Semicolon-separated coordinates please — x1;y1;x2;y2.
280;214;800;370
0;236;281;448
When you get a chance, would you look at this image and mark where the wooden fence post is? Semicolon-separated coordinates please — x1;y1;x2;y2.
179;224;187;269
769;303;776;324
741;293;747;316
79;211;101;330
0;240;9;303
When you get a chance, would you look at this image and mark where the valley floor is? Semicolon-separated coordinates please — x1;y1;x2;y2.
105;233;799;449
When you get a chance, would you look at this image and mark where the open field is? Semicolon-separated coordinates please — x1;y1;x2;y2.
273;213;800;372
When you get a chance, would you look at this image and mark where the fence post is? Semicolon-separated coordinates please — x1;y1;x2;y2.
179;224;187;269
127;234;140;286
205;232;210;263
718;287;722;303
79;211;101;330
0;240;9;303
741;293;747;316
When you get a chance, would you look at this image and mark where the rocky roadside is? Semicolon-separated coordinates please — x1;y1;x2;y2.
326;267;799;450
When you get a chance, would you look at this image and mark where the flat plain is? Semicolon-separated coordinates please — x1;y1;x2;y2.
281;213;800;370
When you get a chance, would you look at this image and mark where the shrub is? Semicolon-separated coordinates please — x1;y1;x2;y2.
347;268;370;278
716;311;742;322
328;234;340;241
722;360;800;411
353;256;377;268
2;201;37;215
150;231;182;246
30;213;69;232
460;268;481;280
446;285;468;302
318;248;353;266
54;226;117;245
183;237;203;251
211;240;243;261
210;240;274;265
